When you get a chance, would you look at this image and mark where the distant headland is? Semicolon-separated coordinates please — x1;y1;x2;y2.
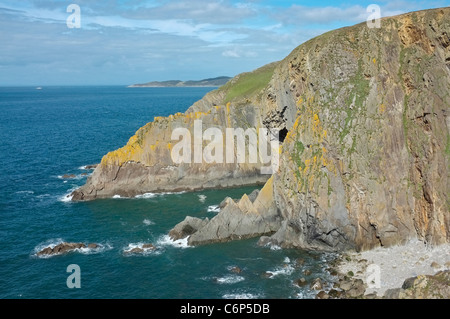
128;76;231;88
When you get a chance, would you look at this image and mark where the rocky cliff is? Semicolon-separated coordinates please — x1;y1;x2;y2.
72;8;449;252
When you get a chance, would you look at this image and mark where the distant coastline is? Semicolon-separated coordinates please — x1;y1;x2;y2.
128;76;231;88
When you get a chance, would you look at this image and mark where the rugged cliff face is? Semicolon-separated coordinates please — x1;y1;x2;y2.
268;8;449;251
73;8;449;252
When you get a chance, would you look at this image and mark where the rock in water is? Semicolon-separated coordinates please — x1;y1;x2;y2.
169;216;210;241
36;242;94;256
178;177;281;245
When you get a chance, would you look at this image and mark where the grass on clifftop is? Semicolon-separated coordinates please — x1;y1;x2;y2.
221;62;277;103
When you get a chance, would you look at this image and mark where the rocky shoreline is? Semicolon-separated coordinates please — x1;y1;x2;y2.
316;240;450;299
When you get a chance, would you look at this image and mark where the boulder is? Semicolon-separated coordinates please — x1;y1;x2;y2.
316;291;329;299
295;278;307;287
36;242;91;256
169;216;209;241
310;278;323;290
230;266;242;274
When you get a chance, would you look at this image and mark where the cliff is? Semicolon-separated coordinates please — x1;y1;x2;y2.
72;8;449;252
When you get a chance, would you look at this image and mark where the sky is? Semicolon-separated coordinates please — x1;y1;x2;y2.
0;0;448;86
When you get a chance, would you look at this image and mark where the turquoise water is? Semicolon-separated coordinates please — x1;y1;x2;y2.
0;86;334;299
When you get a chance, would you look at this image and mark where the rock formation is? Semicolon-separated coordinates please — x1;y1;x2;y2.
170;177;280;245
36;242;99;256
72;8;449;252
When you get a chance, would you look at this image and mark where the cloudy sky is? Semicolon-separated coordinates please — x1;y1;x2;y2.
0;0;447;86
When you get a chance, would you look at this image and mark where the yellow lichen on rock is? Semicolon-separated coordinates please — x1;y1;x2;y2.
101;134;143;166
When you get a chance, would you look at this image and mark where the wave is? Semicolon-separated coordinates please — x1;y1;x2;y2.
57;173;90;180
216;275;245;284
135;191;186;199
143;219;155;226
156;235;190;249
122;242;161;256
135;193;157;199
198;194;207;203
59;193;74;202
222;292;262;299
15;190;34;195
112;195;122;199
266;264;294;278
207;205;220;213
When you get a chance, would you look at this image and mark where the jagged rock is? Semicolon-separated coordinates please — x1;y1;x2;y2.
316;291;329;299
303;269;312;276
173;177;281;245
169;216;209;241
62;174;76;179
345;279;366;298
328;289;342;299
262;272;273;278
431;261;442;269
295;258;305;268
338;279;353;292
247;189;260;203
36;242;94;256
142;243;156;250
310;278;323;290
383;288;402;299
230;266;242;274
385;271;450;299
126;248;144;254
84;164;98;170
124;244;156;254
87;243;99;249
295;278;307;287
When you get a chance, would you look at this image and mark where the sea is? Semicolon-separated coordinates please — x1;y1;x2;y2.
0;86;336;299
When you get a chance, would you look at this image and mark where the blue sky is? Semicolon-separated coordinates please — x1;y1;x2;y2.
0;0;448;86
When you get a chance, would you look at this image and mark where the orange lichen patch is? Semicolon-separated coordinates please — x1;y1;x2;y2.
379;103;386;114
101;134;143;166
373;58;376;64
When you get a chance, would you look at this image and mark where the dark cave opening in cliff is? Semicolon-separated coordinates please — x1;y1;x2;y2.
278;127;288;143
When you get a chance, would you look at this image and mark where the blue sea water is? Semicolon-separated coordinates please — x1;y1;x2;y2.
0;86;335;299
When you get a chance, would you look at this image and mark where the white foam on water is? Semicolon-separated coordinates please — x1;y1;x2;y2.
36;194;51;199
122;242;161;256
266;264;294;278
34;238;65;256
59;193;73;203
284;257;291;263
216;275;245;284
112;195;122;199
198;194;207;203
135;193;157;199
143;219;155;226
156;234;190;249
16;190;34;195
269;244;281;251
207;205;220;213
58;186;80;203
222;293;261;299
135;191;186;199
